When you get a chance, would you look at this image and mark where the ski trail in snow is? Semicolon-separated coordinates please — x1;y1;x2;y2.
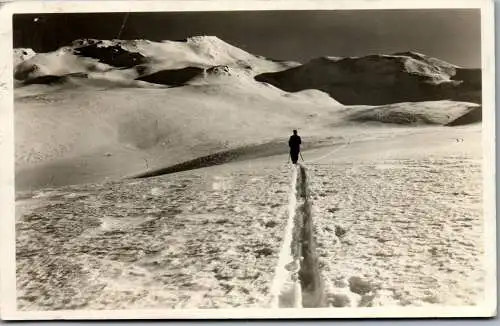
269;164;326;308
273;137;350;307
296;164;326;307
269;165;302;308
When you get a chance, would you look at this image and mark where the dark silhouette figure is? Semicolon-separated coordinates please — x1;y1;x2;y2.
288;129;302;164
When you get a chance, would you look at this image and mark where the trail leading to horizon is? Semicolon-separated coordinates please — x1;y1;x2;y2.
15;124;484;309
13;34;486;311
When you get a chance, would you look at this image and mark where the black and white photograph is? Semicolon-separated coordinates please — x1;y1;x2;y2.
0;0;496;320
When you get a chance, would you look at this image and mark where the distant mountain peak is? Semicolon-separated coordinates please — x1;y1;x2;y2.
393;50;427;58
255;51;480;105
186;35;224;43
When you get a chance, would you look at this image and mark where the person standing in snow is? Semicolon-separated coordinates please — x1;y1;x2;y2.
288;129;302;164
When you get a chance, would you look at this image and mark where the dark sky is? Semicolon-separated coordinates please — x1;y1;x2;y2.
13;9;481;68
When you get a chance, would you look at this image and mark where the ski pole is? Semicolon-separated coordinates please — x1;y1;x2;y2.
300;152;304;162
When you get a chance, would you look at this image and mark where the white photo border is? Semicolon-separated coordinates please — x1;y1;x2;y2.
0;0;496;320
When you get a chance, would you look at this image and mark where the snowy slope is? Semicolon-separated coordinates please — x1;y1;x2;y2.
14;37;482;192
306;125;484;307
15;75;479;192
14;73;343;190
346;101;480;125
15;124;485;309
255;52;481;105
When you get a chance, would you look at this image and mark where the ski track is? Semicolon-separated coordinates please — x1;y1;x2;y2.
295;164;327;307
269;163;327;308
269;165;302;308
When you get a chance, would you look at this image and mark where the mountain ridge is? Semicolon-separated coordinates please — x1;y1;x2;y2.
255;51;481;105
14;36;481;106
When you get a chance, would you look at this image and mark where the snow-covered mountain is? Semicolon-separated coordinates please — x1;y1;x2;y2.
13;37;481;190
13;48;36;66
13;36;300;85
255;52;481;105
13;38;481;106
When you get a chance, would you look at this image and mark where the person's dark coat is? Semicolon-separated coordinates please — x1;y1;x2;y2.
289;134;302;164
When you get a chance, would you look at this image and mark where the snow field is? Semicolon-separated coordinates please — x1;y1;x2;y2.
302;126;484;307
15;122;484;310
16;165;293;310
309;158;483;307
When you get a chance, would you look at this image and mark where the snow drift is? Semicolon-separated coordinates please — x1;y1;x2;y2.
347;101;481;125
255;52;481;105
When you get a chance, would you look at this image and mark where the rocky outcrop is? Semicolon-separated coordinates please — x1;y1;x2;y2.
74;43;147;68
136;67;204;86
